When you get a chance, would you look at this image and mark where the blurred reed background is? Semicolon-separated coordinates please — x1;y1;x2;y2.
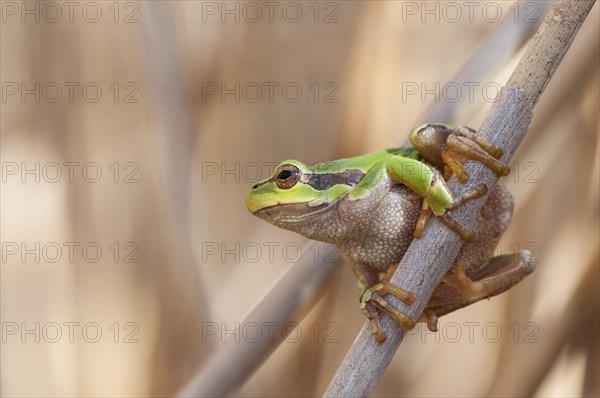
1;1;598;397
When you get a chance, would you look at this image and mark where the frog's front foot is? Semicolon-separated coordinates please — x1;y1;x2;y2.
360;281;416;343
417;183;488;242
441;126;510;183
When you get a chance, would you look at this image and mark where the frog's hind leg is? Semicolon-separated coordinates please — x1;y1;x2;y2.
420;251;536;330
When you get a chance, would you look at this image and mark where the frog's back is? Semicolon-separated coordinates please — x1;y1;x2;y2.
384;146;420;159
311;146;421;174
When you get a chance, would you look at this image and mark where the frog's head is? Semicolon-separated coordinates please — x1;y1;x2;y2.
246;159;358;227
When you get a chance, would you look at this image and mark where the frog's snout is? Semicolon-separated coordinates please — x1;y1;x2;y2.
245;189;258;213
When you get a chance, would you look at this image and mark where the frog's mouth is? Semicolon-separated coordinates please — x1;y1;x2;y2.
253;201;333;224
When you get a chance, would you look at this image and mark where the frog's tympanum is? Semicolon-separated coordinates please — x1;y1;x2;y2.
246;124;535;343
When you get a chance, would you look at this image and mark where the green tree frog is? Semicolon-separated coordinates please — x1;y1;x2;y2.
246;124;535;343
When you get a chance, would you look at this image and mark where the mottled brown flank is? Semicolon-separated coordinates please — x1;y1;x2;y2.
305;169;365;191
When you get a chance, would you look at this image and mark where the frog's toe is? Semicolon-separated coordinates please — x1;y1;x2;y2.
373;296;416;331
441;149;469;183
414;208;432;239
417;311;439;332
443;262;484;293
360;282;417;337
360;301;387;344
366;292;416;331
440;213;475;242
372;281;416;305
455;125;504;159
446;135;510;179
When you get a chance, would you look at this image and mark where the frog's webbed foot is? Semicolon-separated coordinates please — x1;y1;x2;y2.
441;126;510;183
359;267;417;343
360;289;416;344
360;287;417;344
409;124;510;183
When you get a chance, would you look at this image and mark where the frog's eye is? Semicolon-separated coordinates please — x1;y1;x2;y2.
275;164;301;189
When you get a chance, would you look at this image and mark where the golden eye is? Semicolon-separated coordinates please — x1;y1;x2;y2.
275;164;301;189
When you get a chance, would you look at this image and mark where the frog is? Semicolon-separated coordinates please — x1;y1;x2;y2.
246;124;536;343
